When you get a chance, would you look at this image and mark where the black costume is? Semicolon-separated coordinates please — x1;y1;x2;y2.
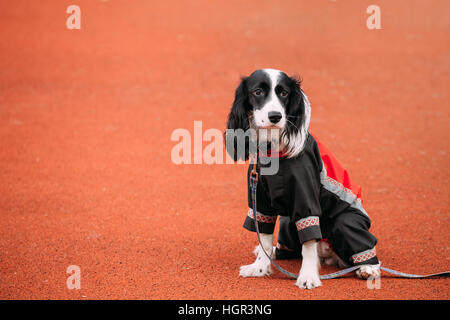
243;133;379;266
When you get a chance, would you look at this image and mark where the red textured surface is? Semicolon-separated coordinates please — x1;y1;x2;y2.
0;0;449;300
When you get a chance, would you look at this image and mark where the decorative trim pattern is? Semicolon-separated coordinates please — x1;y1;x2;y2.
295;216;320;231
352;247;377;264
247;208;277;224
320;161;369;217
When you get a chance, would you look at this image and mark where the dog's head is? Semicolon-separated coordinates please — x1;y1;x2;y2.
226;69;311;160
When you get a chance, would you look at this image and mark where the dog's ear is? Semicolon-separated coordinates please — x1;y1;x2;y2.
226;78;249;131
286;76;305;135
281;75;311;158
225;78;251;161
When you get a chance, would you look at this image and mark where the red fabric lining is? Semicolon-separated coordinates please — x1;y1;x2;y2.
259;134;363;201
313;134;363;201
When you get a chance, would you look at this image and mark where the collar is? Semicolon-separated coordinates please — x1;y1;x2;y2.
257;150;285;158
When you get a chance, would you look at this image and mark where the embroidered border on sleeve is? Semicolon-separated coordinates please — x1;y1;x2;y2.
247;208;277;224
295;216;320;231
351;247;377;264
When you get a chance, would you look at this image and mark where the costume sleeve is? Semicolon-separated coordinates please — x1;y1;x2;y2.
285;144;323;244
243;165;277;234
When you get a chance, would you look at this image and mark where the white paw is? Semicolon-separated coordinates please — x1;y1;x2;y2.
296;269;322;289
239;261;272;277
240;245;273;277
356;264;381;280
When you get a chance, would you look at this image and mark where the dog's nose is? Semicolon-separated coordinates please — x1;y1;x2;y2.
268;111;282;124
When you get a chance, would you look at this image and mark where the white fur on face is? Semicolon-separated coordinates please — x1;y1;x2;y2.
249;69;311;158
252;69;286;130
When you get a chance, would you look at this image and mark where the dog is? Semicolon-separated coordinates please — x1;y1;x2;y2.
226;69;380;289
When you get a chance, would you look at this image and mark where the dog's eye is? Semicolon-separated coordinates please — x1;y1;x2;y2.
253;89;263;96
280;90;289;98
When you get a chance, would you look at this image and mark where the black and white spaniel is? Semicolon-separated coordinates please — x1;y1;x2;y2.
226;69;380;289
226;68;310;161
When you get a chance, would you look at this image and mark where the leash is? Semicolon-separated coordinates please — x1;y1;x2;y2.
249;162;450;280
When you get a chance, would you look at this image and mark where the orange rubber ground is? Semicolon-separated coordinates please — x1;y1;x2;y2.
0;0;449;300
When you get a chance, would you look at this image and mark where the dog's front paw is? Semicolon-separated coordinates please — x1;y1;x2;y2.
296;269;322;289
239;261;272;277
356;264;381;280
